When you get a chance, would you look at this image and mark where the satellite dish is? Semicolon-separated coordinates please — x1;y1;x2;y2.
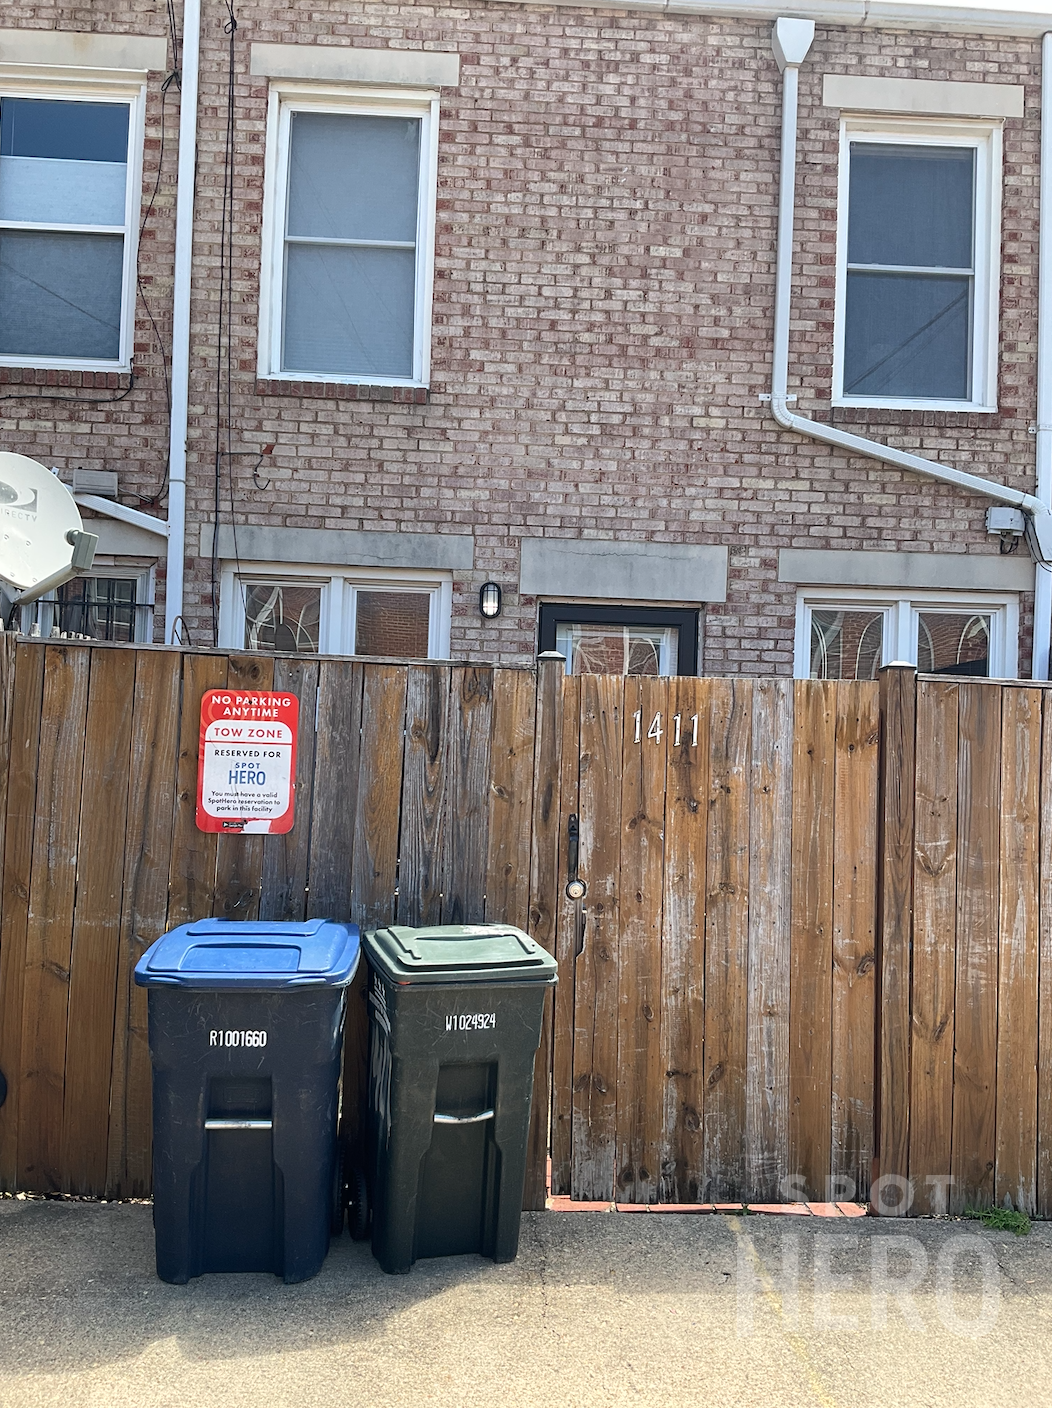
0;453;97;606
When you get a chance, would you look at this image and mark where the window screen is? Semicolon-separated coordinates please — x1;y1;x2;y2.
0;98;129;360
282;112;420;379
844;144;974;400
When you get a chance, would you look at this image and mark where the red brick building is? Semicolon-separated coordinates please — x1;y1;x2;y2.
1;1;1050;680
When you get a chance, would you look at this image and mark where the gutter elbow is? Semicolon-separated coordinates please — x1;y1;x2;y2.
770;396;797;431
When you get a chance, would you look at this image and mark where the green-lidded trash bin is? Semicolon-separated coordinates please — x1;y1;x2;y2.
363;923;557;1274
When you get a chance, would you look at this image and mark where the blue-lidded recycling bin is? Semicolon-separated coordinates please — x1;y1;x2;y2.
135;918;359;1285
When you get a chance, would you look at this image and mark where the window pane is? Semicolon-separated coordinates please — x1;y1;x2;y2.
844;271;970;399
287;112;420;243
55;576;137;642
282;243;415;378
0;230;123;359
565;625;673;676
917;612;990;676
243;583;321;653
0;155;127;226
809;610;884;680
354;590;430;657
0;99;129;163
848;144;974;269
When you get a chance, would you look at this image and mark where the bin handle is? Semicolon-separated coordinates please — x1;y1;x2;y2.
433;1108;494;1125
205;1118;273;1130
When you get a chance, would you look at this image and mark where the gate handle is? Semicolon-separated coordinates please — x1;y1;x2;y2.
433;1108;494;1125
205;1118;273;1130
567;813;579;881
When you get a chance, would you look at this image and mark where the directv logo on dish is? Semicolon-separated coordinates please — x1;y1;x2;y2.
0;480;38;520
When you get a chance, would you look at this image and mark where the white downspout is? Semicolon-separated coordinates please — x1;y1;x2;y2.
165;0;201;645
770;19;1052;631
1032;31;1052;678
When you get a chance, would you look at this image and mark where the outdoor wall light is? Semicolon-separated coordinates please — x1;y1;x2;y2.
479;582;502;619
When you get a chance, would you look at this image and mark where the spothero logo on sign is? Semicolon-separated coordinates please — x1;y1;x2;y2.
196;689;298;834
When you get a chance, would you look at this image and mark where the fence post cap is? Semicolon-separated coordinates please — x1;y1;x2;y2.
537;651;566;661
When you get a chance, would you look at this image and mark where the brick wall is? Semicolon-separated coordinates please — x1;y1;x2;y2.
0;4;1042;672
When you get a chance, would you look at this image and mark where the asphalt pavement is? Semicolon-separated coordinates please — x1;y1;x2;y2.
1;1199;1050;1407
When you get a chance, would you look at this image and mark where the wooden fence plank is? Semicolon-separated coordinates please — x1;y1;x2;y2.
0;643;44;1190
745;677;793;1203
1038;691;1052;1218
342;665;410;1156
18;645;90;1191
487;669;538;930
351;665;408;932
661;677;709;1204
875;665;917;1210
702;678;752;1203
212;655;275;922
950;681;1001;1213
994;686;1041;1215
399;665;450;926
308;660;363;921
571;673;622;1201
106;649;182;1197
260;657;319;921
61;647;135;1195
830;681;879;1204
444;666;494;925
909;680;959;1216
789;679;836;1201
615;676;667;1204
167;654;228;928
547;671;579;1198
484;667;543;1208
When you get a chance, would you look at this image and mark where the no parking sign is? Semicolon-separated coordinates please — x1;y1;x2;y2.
196;689;299;834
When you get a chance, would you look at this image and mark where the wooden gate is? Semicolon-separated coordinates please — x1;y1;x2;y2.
545;672;881;1206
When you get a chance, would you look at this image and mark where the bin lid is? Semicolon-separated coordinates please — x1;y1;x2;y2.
363;924;557;986
134;918;360;990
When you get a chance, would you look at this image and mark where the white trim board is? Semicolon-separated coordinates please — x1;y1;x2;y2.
250;44;459;88
823;75;1024;119
0;30;167;73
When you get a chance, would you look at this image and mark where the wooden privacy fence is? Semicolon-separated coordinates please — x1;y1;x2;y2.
0;639;1050;1215
0;639;542;1202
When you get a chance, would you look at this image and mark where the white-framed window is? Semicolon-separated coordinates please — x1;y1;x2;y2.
0;75;145;370
794;587;1019;680
258;82;439;387
18;566;155;641
832;116;1002;412
218;562;452;659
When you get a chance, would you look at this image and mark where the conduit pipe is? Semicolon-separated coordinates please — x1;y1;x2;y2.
1032;31;1052;679
770;17;1052;674
164;0;201;645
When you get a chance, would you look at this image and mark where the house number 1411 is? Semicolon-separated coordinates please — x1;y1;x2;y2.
633;711;698;746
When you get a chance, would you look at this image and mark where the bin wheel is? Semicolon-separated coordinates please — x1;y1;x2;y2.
331;1144;347;1237
348;1166;370;1242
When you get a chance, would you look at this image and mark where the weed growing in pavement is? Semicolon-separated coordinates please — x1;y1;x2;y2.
963;1207;1031;1236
